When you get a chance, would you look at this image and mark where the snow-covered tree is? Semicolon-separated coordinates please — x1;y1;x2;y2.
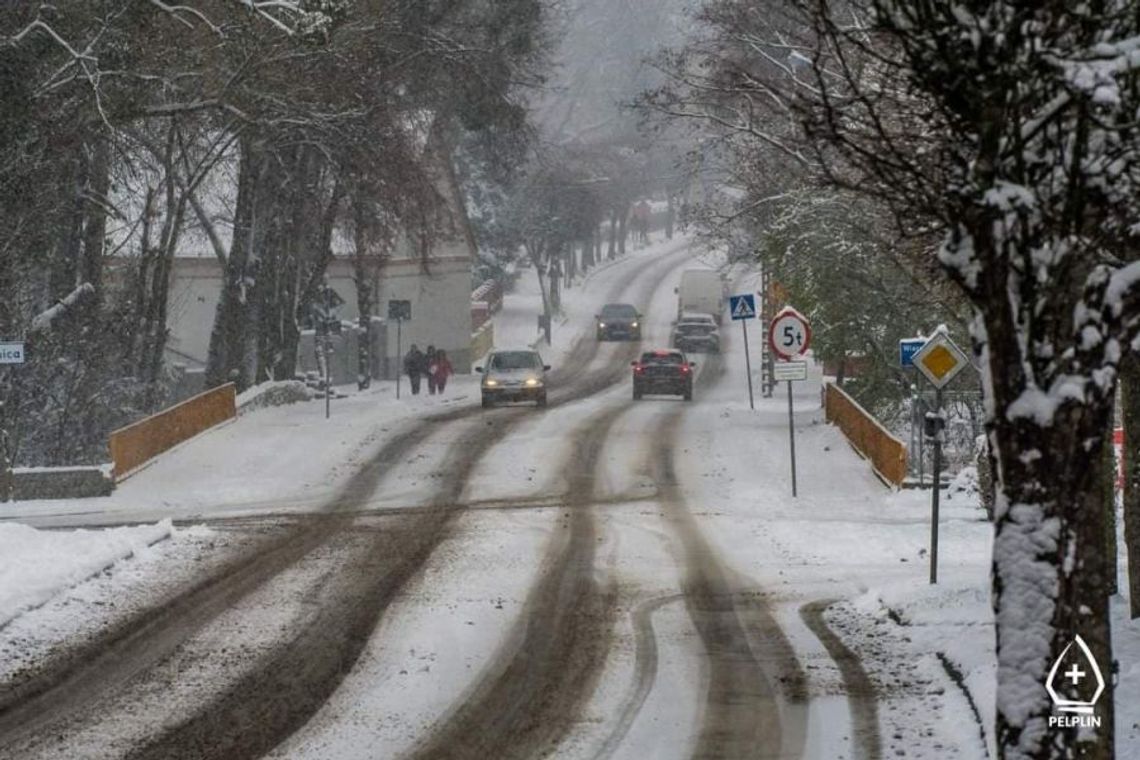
799;3;1140;757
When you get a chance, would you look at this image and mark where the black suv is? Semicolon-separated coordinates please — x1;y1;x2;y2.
596;303;641;341
631;349;695;401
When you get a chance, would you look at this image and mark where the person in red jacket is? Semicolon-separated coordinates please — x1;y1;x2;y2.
431;349;454;394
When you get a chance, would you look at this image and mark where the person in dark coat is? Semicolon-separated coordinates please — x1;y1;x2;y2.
431;350;454;394
425;345;438;395
404;344;426;395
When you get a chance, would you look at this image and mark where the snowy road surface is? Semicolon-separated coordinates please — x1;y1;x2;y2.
5;235;1124;759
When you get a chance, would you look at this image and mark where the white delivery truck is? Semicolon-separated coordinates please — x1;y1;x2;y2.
676;269;726;322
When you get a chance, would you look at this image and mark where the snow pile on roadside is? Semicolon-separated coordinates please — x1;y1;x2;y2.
0;520;173;626
237;380;315;415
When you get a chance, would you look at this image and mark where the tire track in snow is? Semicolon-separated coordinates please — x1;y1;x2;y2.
0;239;699;758
591;593;685;760
799;600;881;760
404;406;627;760
649;351;809;759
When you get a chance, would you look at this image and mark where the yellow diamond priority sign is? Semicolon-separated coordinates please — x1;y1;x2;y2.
913;333;969;389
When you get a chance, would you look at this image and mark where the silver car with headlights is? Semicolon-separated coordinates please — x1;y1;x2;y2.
476;349;550;408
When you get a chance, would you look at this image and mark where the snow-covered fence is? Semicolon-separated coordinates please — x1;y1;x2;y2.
10;465;115;500
824;382;908;486
108;383;236;480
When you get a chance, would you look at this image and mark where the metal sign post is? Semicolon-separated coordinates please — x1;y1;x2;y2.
324;337;331;419
0;341;22;502
769;309;812;497
323;288;334;419
396;318;402;399
729;294;758;409
912;331;970;584
388;300;412;400
773;360;808;497
928;388;944;584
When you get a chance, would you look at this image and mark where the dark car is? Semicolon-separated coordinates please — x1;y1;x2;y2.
631;349;695;401
477;349;550;408
671;319;720;353
596;303;642;341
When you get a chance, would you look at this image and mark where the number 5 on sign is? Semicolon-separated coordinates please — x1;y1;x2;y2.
768;307;811;360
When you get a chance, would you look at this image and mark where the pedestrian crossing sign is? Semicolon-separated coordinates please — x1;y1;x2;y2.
729;294;757;320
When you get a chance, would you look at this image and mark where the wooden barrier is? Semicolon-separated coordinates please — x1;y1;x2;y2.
110;383;236;480
824;382;908;486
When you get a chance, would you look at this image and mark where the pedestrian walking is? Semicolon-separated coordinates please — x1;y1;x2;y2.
425;345;438;395
432;349;454;394
404;344;425;395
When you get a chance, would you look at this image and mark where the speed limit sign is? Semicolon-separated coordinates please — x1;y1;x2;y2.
769;307;811;360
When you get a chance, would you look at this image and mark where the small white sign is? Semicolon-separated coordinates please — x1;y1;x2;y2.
772;360;807;381
0;341;25;365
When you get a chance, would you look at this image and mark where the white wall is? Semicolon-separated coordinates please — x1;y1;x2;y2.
164;252;473;374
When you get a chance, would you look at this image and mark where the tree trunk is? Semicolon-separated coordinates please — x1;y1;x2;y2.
206;137;260;390
353;200;375;391
607;210;617;259
290;172;344;380
988;326;1116;759
617;209;627;255
50;148;85;301
80;135;110;309
1104;410;1118;597
1123;354;1140;618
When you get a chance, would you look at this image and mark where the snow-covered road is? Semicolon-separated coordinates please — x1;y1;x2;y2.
4;234;1134;759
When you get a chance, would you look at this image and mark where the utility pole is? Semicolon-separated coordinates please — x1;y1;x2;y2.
760;266;774;397
324;286;333;420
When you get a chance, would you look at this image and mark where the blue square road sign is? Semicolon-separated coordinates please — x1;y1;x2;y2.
729;294;757;321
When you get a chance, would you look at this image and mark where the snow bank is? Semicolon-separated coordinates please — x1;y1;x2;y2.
237;380;315;415
0;520;173;626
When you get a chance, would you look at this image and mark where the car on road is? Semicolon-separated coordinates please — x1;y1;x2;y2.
672;313;720;353
477;349;550;408
595;303;642;341
631;349;696;401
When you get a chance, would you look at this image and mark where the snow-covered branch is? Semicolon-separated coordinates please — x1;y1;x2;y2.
30;284;96;333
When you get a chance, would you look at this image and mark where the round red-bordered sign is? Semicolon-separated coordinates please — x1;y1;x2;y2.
768;307;811;360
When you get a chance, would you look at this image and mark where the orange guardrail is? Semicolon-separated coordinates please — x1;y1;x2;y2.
824;382;908;486
109;383;236;480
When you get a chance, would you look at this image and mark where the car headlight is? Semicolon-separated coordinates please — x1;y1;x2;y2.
484;379;498;387
524;377;542;387
598;322;606;328
631;321;639;328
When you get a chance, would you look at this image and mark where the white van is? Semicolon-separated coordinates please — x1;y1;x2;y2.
676;269;726;322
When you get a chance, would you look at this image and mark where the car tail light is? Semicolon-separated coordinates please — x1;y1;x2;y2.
633;364;644;374
680;365;690;373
